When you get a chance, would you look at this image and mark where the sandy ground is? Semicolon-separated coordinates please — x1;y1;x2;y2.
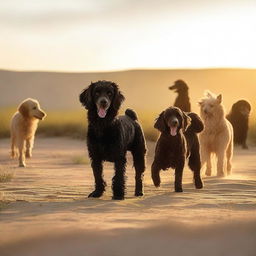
0;137;256;256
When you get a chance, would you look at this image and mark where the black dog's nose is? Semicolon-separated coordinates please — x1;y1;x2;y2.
100;99;108;106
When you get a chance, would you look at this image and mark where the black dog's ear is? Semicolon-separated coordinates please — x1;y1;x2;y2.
112;83;125;111
79;84;92;109
182;112;191;132
154;111;166;132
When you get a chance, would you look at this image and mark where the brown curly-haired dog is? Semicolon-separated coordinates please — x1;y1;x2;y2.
151;107;204;192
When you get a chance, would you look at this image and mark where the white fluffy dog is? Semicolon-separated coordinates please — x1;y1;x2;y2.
10;98;46;167
199;91;233;177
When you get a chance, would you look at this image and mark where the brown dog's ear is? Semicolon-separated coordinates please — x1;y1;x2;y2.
79;83;93;109
18;102;29;117
182;112;191;132
112;82;125;111
154;111;167;132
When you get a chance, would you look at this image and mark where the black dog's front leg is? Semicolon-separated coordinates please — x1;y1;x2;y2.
112;157;126;200
132;151;145;196
174;157;185;192
88;159;106;198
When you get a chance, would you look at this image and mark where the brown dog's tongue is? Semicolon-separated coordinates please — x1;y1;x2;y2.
170;127;177;136
98;108;107;118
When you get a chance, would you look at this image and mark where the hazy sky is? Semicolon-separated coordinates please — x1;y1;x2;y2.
1;0;256;71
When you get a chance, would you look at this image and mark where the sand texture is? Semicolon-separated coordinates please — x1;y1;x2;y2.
0;138;256;255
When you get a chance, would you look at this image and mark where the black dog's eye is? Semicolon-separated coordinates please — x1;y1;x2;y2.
107;91;112;96
95;91;100;96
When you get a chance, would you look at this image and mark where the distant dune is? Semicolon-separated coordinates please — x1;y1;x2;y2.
1;68;256;115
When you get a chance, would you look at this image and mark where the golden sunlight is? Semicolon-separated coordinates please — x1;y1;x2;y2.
0;0;256;71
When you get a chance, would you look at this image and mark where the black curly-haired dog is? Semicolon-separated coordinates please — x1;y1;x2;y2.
79;80;147;200
226;100;251;149
151;107;204;192
169;80;191;112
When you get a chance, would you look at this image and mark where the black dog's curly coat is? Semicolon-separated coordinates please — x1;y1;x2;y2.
226;100;251;149
151;107;204;192
79;80;147;200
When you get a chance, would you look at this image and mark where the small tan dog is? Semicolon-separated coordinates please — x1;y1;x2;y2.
199;91;233;177
10;98;46;167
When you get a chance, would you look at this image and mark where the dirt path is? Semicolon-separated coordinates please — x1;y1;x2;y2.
0;138;256;255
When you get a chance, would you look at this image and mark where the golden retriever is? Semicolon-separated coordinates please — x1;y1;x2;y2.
198;91;233;177
10;98;46;167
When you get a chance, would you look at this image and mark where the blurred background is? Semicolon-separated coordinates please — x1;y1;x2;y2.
0;0;256;142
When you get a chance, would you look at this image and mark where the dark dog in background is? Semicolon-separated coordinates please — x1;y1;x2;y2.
226;100;251;149
169;80;191;112
79;80;146;200
151;107;204;192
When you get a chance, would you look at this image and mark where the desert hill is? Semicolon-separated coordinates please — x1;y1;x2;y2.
0;68;255;115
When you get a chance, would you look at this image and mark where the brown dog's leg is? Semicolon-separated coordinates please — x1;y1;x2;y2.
188;146;203;189
174;158;185;192
151;161;161;187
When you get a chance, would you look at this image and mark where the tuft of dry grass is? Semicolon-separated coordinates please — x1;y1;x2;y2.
72;155;90;165
0;166;14;183
0;173;13;183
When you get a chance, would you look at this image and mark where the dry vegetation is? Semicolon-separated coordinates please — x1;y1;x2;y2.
0;173;13;183
1;107;256;143
37;109;87;138
0;166;14;183
0;108;159;141
0;108;87;139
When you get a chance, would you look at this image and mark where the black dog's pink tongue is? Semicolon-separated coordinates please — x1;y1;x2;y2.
170;126;177;136
98;108;107;118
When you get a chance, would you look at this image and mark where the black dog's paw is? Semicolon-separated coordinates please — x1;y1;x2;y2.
112;195;125;200
195;178;203;189
135;191;144;197
175;187;183;192
88;190;104;198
